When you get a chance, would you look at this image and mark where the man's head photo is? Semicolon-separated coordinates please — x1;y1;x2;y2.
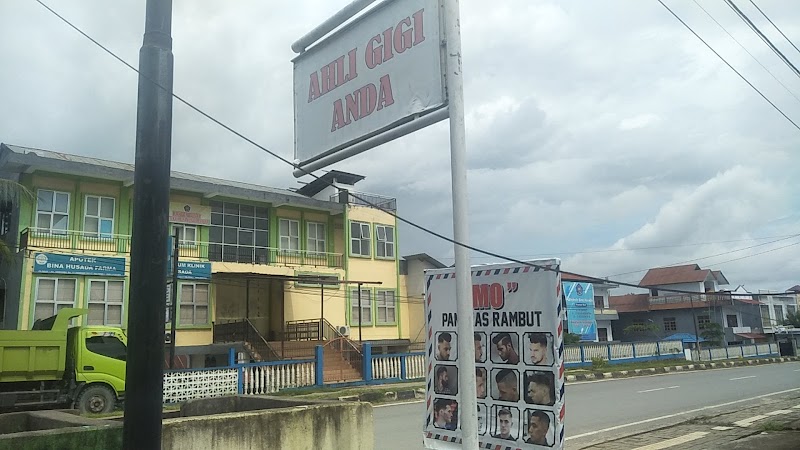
524;370;555;406
434;365;458;395
491;332;520;365
433;398;457;430
492;368;519;402
491;406;519;441
474;332;485;363
436;332;456;361
476;367;487;399
524;332;553;367
525;409;554;446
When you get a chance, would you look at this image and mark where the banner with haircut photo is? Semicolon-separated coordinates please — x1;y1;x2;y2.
423;260;566;449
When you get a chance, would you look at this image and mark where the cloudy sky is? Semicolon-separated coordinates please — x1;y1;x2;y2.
1;0;799;293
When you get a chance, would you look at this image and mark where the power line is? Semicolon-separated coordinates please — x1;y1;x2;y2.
656;0;800;132
606;233;800;277
723;0;800;80
747;0;800;57
32;0;800;299
691;0;800;105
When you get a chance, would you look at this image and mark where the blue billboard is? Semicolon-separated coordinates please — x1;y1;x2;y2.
563;281;597;341
33;252;126;277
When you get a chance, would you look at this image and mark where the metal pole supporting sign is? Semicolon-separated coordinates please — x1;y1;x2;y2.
443;0;479;448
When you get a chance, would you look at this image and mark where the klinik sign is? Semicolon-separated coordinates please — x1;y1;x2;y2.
292;0;446;169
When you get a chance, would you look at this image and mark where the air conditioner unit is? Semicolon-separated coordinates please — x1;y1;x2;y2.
337;325;351;336
164;332;173;344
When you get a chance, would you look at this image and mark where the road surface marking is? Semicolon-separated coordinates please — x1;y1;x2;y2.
765;410;792;416
794;404;800;409
733;415;768;427
712;426;734;431
565;387;800;441
729;375;756;380
638;386;680;393
630;431;708;450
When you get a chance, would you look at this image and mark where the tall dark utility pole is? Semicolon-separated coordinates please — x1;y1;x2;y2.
123;1;174;448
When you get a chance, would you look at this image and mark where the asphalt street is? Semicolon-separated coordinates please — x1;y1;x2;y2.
373;361;800;449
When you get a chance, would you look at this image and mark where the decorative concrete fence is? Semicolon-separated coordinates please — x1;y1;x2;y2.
239;359;317;395
695;343;779;362
369;350;426;381
163;367;238;404
564;340;685;368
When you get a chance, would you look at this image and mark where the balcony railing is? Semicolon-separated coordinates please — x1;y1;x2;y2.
331;190;397;211
19;228;344;268
649;293;733;306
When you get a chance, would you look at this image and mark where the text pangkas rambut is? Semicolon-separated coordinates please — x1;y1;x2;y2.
304;9;426;133
440;282;544;327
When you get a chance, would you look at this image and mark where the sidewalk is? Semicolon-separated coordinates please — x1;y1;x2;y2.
583;392;800;450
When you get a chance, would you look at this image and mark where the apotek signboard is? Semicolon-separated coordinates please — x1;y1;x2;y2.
33;252;126;277
423;261;565;449
293;0;445;167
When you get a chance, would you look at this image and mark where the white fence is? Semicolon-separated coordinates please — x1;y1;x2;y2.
372;353;426;380
163;367;238;404
696;343;778;362
563;340;685;365
240;361;316;395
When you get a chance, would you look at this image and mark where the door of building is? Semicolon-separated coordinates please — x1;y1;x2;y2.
598;327;608;342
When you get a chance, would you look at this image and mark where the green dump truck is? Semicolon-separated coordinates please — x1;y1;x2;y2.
0;308;127;414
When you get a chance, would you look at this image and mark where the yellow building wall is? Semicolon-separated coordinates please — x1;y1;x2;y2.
175;329;213;346
398;274;425;343
344;205;400;341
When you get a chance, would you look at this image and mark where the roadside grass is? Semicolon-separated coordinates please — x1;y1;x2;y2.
566;357;690;374
271;381;424;401
758;421;787;432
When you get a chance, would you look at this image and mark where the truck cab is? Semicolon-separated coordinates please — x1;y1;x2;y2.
69;325;127;413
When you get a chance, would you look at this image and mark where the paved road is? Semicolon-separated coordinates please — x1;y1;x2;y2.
373;361;800;449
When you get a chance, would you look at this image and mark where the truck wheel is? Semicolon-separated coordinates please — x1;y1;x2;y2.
77;385;116;414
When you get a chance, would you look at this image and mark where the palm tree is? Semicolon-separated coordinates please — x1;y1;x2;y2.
0;179;32;263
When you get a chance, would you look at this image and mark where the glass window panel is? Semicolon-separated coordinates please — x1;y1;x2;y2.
351;240;360;255
90;281;105;302
195;284;209;305
100;198;114;218
37;191;53;212
387;309;396;323
223;227;237;244
195;306;208;323
35;304;53;321
256;207;269;218
223;214;239;227
211;213;223;225
377;243;385;258
184;226;197;242
290;236;299;250
280;219;289;236
386;229;394;243
255;231;268;247
54;193;69;213
255;218;269;230
36;213;51;229
88;304;105;325
377;226;385;240
108;281;124;302
37;279;56;301
209;226;222;242
289;220;299;235
240;205;255;217
107;305;122;324
222;246;237;262
84;217;99;233
208;244;222;261
237;247;254;263
181;284;193;301
180;305;193;323
361;223;370;238
223;202;238;214
56;279;76;302
99;219;113;235
87;196;99;214
53;214;68;231
240;216;254;229
238;230;254;246
351;222;360;237
210;201;223;213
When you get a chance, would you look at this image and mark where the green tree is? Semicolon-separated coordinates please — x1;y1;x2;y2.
783;311;800;327
563;333;581;345
623;322;660;337
699;322;724;347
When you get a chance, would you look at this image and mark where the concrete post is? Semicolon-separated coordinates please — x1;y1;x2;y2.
228;347;236;367
631;342;637;359
655;341;661;359
607;343;612;361
363;343;373;383
579;345;585;365
315;345;324;387
400;355;407;380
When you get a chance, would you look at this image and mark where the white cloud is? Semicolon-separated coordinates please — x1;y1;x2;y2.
619;114;660;130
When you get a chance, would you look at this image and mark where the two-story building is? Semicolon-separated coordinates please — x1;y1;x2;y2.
610;264;766;345
0;143;415;370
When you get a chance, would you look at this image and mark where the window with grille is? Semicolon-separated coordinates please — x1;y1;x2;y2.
36;190;70;234
34;278;76;324
179;282;209;325
307;222;326;254
350;221;371;257
726;314;739;328
774;305;784;324
663;317;677;332
208;201;269;264
376;290;396;324
375;224;395;258
760;305;771;327
84;195;114;238
279;219;300;252
350;288;372;325
697;315;710;327
88;279;124;326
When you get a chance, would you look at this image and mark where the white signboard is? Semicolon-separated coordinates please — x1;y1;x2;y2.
423;260;565;449
293;0;445;166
